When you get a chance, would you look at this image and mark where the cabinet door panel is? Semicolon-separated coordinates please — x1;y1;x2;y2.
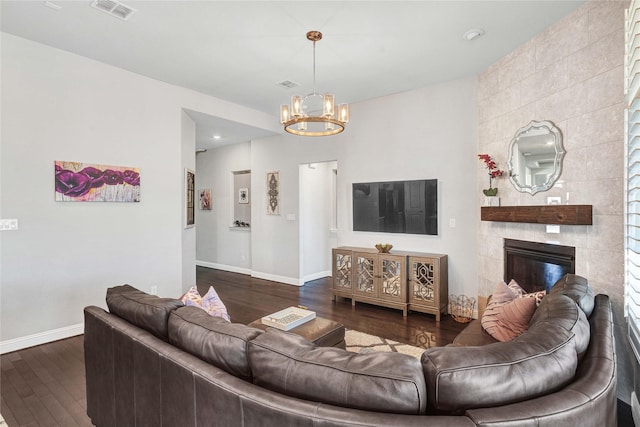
379;255;406;302
333;251;353;291
354;253;377;296
410;258;438;307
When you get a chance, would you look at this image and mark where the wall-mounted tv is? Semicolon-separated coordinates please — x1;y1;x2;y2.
352;179;437;235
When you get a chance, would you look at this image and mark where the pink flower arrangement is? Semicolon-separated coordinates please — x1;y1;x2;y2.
478;154;504;194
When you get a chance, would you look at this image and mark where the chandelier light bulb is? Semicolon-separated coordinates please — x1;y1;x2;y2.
280;104;290;124
338;104;350;123
323;94;335;117
292;95;303;117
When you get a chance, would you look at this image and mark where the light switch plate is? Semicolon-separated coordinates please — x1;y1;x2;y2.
546;225;560;234
0;219;18;231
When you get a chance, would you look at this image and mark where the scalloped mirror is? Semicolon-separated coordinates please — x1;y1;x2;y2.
507;120;565;195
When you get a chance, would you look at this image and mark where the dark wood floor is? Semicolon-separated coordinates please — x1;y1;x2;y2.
197;267;466;348
1;267;466;427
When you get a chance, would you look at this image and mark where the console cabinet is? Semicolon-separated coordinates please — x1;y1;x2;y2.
331;247;448;320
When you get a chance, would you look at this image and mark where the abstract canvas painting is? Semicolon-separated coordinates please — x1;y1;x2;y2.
55;161;140;202
266;171;280;215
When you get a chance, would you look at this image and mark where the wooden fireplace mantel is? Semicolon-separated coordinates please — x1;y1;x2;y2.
481;205;593;225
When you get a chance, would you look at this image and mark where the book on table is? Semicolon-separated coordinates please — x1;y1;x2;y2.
261;306;316;331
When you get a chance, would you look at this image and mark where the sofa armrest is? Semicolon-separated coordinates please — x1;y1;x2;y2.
464;294;616;427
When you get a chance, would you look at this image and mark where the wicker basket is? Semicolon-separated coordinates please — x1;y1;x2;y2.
449;294;476;323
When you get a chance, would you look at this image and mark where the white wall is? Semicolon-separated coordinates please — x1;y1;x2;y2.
250;135;343;285
195;142;252;274
0;33;278;351
246;76;478;295
338;77;479;300
181;111;196;290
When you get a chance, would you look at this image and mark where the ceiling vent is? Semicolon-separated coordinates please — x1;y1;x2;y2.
277;80;300;89
91;0;136;21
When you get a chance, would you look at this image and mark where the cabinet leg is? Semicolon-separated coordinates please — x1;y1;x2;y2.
436;312;441;322
403;307;407;317
352;299;356;307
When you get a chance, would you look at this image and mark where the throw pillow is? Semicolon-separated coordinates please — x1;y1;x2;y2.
481;281;538;342
507;279;546;306
179;286;230;322
201;286;231;322
180;286;202;306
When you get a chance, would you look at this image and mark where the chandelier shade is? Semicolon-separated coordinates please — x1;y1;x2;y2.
280;31;349;137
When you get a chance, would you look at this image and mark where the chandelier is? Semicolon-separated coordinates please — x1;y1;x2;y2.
280;31;349;137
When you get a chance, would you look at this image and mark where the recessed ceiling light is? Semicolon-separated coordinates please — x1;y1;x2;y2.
463;28;485;41
213;135;221;140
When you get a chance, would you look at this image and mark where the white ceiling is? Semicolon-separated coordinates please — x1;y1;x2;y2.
1;0;586;149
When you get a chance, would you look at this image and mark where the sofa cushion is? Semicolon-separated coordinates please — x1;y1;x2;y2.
421;324;577;412
529;293;590;359
450;319;498;347
248;328;427;415
168;306;262;382
549;274;595;317
106;284;183;340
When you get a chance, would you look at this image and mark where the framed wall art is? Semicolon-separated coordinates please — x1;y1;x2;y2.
55;160;140;202
239;187;249;204
200;188;212;210
266;171;280;215
185;168;195;228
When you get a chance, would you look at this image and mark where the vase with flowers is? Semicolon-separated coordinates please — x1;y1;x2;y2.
478;153;504;196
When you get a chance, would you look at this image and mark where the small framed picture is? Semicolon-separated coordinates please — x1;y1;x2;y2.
185;168;195;228
200;188;212;210
239;188;249;204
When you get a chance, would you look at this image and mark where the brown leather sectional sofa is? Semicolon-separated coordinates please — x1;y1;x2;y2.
84;274;616;426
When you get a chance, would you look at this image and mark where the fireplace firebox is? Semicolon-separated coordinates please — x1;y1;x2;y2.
504;239;575;293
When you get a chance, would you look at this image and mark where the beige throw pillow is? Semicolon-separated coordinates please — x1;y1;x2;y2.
481;281;538;342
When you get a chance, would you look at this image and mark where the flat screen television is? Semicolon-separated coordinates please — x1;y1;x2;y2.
352;179;437;235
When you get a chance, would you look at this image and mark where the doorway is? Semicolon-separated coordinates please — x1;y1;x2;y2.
299;160;338;283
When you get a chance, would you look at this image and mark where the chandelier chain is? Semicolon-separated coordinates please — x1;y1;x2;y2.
312;39;317;95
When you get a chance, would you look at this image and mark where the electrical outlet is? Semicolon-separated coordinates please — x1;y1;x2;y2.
150;286;158;295
0;219;18;231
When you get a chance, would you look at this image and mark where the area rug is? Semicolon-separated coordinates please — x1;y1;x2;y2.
344;329;426;359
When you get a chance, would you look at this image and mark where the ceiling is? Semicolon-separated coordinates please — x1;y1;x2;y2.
1;0;586;149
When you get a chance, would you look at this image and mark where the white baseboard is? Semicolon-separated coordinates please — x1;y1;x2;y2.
251;271;303;286
197;261;302;286
196;260;251;276
303;270;332;283
1;323;84;354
